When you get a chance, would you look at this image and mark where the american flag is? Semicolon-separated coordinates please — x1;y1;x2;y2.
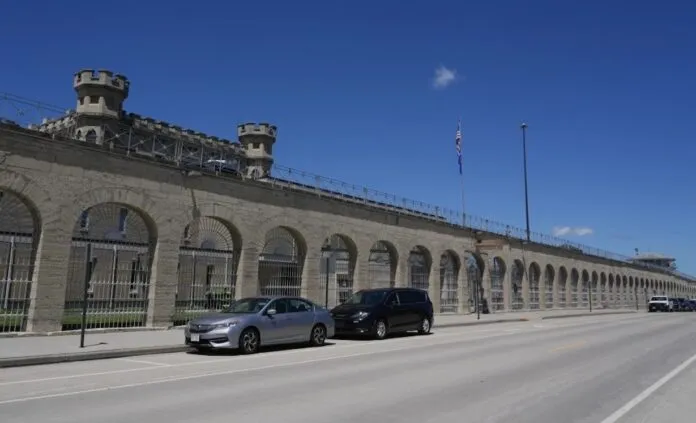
455;120;462;175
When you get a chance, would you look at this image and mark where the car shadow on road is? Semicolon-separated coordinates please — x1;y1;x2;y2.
333;331;434;342
186;341;338;357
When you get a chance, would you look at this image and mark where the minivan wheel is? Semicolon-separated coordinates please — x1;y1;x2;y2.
239;328;260;354
374;319;388;340
418;317;431;335
310;324;327;347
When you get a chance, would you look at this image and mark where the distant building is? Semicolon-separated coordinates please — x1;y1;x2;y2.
629;253;677;271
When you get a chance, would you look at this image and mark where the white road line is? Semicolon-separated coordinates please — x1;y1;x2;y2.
115;358;171;367
0;331;526;405
599;350;696;423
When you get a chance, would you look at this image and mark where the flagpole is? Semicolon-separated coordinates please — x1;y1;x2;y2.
456;117;466;227
459;171;466;227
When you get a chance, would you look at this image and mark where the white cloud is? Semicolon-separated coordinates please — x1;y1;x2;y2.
432;65;457;89
552;226;594;237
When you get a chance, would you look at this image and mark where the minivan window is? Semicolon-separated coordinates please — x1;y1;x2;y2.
344;290;388;305
385;292;399;305
399;290;426;304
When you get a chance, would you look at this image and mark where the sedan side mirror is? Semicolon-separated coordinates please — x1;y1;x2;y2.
266;308;277;316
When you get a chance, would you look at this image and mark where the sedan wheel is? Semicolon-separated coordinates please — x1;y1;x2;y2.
239;328;260;354
310;324;327;346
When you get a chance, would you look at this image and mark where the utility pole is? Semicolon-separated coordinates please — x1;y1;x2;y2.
521;123;531;242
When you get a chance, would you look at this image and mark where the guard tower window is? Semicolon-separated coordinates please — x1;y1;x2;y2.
89;96;99;104
79;97;85;105
85;130;97;143
118;208;128;233
253;143;260;149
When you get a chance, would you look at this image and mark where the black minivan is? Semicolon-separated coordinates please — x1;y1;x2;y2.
330;287;434;340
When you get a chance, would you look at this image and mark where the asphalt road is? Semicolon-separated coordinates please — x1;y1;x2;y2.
1;313;695;423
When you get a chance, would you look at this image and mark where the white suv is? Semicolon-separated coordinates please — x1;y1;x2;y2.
648;296;672;312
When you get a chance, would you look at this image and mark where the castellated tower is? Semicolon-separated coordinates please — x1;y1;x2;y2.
73;69;130;145
237;122;277;179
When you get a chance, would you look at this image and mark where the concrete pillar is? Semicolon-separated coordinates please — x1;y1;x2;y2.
301;236;324;304
235;244;259;298
26;220;72;332
481;257;492;310
394;249;409;288
428;262;440;312
146;223;181;328
352;243;370;292
458;258;469;314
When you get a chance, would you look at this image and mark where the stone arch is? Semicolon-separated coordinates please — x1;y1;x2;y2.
367;240;398;289
439;250;460;313
66;187;163;238
173;216;242;324
511;259;524;310
407;245;432;291
464;252;485;312
63;202;158;330
591;271;599;307
257;226;307;297
490;257;506;311
600;272;607;306
557;266;568;308
0;189;42;332
629;276;634;302
543;264;555;309
580;270;590;308
319;233;357;307
570;268;579;308
528;262;541;310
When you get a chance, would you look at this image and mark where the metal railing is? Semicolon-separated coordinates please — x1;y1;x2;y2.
1;91;694;283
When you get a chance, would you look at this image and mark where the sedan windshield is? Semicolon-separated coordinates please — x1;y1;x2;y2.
221;297;270;314
344;290;388;306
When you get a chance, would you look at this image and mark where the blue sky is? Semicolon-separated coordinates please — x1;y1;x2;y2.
1;1;695;274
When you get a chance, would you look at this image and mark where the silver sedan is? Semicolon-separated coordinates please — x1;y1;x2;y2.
184;295;335;354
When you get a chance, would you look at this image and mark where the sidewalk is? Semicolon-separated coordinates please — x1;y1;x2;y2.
0;308;638;368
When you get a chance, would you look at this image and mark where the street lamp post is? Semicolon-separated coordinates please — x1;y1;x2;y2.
521;123;531;242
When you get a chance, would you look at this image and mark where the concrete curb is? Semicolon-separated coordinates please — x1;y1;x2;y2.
540;311;638;320
0;345;191;369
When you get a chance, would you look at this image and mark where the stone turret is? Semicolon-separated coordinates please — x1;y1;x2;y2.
237;122;277;179
73;69;130;144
